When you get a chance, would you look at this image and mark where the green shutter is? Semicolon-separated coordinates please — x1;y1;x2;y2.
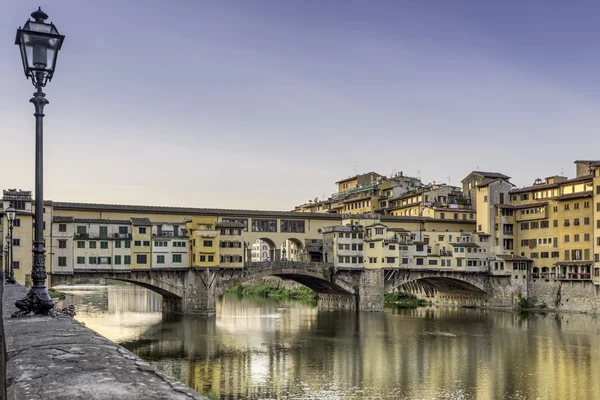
115;256;121;265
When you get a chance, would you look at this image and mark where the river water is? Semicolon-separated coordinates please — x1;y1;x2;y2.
58;285;600;400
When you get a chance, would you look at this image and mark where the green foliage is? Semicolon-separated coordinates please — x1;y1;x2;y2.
228;284;317;302
49;288;67;300
385;292;430;309
517;295;537;309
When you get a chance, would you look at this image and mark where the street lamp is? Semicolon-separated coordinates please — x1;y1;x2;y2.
5;205;16;284
13;8;65;317
282;244;287;262
4;240;9;282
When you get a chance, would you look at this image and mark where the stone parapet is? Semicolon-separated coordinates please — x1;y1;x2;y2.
2;284;207;400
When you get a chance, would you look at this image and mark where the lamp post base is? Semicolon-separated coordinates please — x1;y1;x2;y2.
12;287;55;317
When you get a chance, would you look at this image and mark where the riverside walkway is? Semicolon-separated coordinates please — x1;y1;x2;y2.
2;284;207;400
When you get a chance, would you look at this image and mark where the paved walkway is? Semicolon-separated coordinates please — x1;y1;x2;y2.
3;284;207;400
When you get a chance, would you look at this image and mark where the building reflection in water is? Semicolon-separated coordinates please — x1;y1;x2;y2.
61;286;600;400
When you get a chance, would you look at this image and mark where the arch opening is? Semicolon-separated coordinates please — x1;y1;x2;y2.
282;238;304;261
390;277;486;295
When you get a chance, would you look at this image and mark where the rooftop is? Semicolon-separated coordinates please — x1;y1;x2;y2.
510;175;592;194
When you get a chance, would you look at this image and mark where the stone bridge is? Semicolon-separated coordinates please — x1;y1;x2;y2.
50;263;524;315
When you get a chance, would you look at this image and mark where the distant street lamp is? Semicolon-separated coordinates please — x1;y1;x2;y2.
4;240;9;282
5;205;16;284
13;8;65;317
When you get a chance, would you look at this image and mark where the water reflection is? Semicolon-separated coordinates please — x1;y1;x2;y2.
59;285;600;399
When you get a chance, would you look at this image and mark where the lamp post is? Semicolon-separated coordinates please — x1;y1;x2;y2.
13;8;65;317
282;244;287;262
5;205;16;284
3;241;9;281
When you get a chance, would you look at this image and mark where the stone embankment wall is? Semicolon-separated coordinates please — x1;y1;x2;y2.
529;280;600;313
2;284;208;400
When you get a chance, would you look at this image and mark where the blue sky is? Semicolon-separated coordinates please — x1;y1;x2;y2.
2;1;600;209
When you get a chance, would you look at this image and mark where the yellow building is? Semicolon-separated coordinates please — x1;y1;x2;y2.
187;217;219;267
131;218;152;269
216;222;244;268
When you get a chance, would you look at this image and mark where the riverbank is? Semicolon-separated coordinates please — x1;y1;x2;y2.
228;284;317;302
385;292;431;309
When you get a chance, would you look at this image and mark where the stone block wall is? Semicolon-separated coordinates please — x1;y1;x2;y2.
358;269;384;311
317;293;356;310
529;280;600;313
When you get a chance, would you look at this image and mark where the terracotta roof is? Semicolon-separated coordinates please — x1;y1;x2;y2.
554;191;593;201
496;254;532;262
335;172;382;184
513;202;547;210
434;207;476;213
461;171;511;183
52;216;74;223
74;218;131;225
496;204;515;209
131;217;152;226
510;175;593;194
450;242;479;248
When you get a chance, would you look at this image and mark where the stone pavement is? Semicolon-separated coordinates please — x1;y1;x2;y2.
3;284;208;400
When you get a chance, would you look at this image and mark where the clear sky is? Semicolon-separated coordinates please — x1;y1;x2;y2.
2;1;600;210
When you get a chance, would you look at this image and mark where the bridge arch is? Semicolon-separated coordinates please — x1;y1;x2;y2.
218;265;355;297
50;271;184;300
384;270;489;296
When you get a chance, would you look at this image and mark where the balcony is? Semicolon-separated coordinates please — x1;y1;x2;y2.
558;273;592;281
196;231;217;238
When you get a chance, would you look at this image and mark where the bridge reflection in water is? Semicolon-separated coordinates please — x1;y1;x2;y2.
60;285;600;400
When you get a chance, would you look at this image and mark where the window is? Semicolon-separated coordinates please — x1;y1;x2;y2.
77;256;85;264
124;255;131;265
428;259;438;265
416;245;424;252
59;223;67;232
200;255;206;262
12;238;20;247
143;241;150;246
564;219;570;227
203;240;213;247
280;220;305;233
89;241;97;249
77;226;87;235
208;255;214;262
173;254;182;263
553;220;558;228
139;227;147;234
551;251;559;258
115;255;121;265
520;223;529;230
484;195;488;203
58;240;67;249
119;226;128;234
77;241;85;249
12;218;21;228
12;261;19;270
457;259;462;267
136;254;147;264
99;226;108;237
125;241;131;248
369;243;375;249
574;218;580;226
375;228;384;235
134;240;141;246
115;240;121;248
157;255;165;264
416;258;424;266
564;235;570;243
584;201;590;209
98;257;111;265
440;213;445;219
58;257;67;267
574;202;580;210
101;241;109;249
89;256;97;264
389;245;396;250
386;257;395;263
541;252;549;258
540;221;549;228
564;204;570;211
252;219;277;232
584;217;590;225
